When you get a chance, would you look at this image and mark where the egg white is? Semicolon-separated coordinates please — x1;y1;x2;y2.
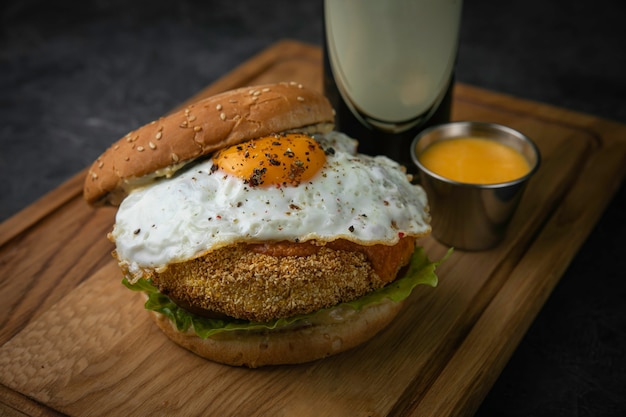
111;132;431;280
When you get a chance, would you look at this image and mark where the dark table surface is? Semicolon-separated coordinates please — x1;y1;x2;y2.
2;1;625;416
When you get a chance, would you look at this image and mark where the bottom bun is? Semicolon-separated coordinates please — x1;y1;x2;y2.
146;295;405;368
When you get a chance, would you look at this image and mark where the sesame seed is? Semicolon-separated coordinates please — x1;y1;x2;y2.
298;84;303;89
262;87;270;92
137;146;145;152
184;108;190;115
180;121;188;128
193;126;202;132
98;161;104;168
149;141;156;150
171;153;179;162
114;144;119;150
253;90;261;96
188;115;197;122
297;96;304;102
216;104;223;111
155;131;162;140
91;172;98;179
228;99;237;103
220;113;226;121
290;81;297;85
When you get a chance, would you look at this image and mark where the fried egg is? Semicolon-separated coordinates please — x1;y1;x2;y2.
111;131;431;280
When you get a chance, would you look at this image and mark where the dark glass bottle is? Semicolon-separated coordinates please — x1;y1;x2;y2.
322;0;462;173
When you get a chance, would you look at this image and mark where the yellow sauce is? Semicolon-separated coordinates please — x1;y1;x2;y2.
419;137;531;184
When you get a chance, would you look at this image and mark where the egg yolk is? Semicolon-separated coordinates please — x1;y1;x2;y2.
212;133;327;187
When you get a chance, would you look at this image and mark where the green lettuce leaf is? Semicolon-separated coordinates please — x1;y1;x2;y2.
123;247;450;338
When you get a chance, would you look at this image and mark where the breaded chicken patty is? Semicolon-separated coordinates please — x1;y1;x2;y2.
151;237;415;322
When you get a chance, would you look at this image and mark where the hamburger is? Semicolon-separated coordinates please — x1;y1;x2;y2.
84;82;442;367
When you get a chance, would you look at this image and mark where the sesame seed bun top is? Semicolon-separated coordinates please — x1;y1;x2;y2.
83;82;335;205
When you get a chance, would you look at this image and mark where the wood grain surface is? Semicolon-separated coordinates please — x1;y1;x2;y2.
2;40;626;417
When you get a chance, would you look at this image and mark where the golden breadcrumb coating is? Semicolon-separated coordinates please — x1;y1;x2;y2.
152;245;381;322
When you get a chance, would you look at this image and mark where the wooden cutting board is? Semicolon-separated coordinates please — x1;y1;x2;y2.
2;40;626;417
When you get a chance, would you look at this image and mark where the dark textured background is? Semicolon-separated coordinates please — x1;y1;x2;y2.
1;1;625;415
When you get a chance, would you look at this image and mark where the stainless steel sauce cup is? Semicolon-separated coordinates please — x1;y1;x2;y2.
411;121;541;250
